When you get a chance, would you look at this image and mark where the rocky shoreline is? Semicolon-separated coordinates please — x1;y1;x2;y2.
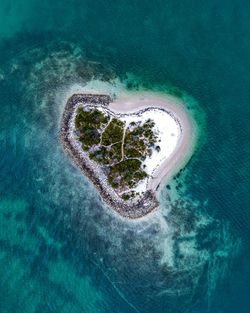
60;93;159;219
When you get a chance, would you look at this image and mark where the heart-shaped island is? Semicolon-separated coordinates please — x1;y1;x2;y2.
60;87;194;218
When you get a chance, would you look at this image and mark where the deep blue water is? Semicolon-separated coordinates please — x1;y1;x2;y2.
0;1;250;313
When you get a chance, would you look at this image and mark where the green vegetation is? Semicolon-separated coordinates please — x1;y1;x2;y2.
125;147;141;158
75;107;110;149
110;142;122;161
108;159;147;189
102;118;124;145
75;107;159;199
89;146;109;164
75;107;110;131
89;142;122;164
122;194;131;201
121;190;140;201
123;119;157;159
79;130;100;146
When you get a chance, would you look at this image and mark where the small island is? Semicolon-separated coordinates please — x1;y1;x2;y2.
60;89;194;218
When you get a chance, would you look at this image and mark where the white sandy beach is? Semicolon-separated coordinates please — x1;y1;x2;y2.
108;92;195;192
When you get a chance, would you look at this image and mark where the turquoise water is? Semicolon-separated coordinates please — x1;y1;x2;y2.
0;1;249;313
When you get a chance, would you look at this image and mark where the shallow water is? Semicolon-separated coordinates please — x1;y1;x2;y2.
0;1;249;313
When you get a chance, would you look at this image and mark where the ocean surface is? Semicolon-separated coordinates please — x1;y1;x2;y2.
0;1;250;313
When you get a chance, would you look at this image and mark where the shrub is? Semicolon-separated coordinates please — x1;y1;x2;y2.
102;119;123;145
122;194;130;201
